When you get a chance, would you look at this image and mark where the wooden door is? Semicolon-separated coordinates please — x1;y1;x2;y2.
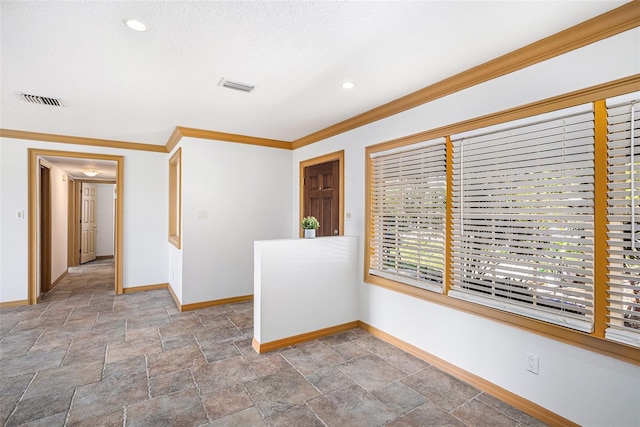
304;160;340;237
40;164;52;292
80;183;97;264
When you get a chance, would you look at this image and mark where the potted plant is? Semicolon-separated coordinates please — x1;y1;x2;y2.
301;216;320;238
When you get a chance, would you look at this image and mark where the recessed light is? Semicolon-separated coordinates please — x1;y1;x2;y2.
342;81;355;89
124;18;147;32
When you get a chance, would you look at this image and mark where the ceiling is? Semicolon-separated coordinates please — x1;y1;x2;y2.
0;1;630;148
41;156;117;181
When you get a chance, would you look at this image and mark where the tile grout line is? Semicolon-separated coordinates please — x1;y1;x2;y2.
63;387;77;427
3;372;37;427
144;353;152;400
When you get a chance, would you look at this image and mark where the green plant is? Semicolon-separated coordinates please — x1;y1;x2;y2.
301;216;320;230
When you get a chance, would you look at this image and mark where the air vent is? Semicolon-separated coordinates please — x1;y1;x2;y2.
19;92;62;107
218;78;254;93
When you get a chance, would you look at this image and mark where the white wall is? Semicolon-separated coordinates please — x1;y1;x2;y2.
1;141;29;302
181;138;292;305
0;138;169;302
290;28;640;426
95;183;115;257
254;236;358;344
49;163;68;283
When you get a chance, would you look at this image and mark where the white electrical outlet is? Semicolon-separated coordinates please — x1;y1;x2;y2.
526;352;539;375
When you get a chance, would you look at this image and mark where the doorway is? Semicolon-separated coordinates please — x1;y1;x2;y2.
28;149;124;305
80;183;98;264
299;150;344;237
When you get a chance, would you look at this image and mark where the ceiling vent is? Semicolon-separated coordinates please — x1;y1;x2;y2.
218;78;254;93
19;92;62;107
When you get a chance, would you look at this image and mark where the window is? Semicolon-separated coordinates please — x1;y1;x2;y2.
369;138;447;292
449;105;596;332
365;84;640;358
169;148;182;248
606;96;640;347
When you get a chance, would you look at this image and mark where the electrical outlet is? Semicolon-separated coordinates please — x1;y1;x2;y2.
526;352;539;375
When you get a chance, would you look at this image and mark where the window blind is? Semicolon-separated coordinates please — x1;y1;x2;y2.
449;106;595;332
605;98;640;347
369;138;446;292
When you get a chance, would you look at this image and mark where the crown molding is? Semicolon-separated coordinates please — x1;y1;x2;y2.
166;126;292;151
367;74;640;155
291;1;640;149
0;129;167;153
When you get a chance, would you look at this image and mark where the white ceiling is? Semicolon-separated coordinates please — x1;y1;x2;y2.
0;1;629;147
41;156;117;181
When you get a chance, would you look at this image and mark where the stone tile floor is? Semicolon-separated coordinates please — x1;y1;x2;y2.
0;259;547;426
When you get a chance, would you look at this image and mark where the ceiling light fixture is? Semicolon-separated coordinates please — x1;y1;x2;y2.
82;161;100;177
124;18;147;32
341;81;355;89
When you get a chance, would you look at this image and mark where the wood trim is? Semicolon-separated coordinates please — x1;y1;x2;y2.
47;270;68;293
67;179;78;268
123;283;168;293
363;79;640;365
593;99;609;339
96;255;114;260
168;148;182;249
299;150;345;237
180;294;254;312
1;129;166;153
359;322;579;427
0;299;29;309
165;127;183;154
252;321;359;353
170;126;292;150
115;159;124;295
28;150;37;304
167;283;182;311
39;161;52;294
368;75;640;155
292;2;640;149
28;149;125;303
444;136;454;294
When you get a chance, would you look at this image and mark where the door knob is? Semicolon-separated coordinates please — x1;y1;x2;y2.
334;229;339;235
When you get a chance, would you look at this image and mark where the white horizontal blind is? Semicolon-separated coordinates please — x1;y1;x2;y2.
369;138;446;292
450;107;595;332
606;99;640;347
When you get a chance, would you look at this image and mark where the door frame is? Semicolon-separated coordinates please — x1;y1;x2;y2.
67;177;79;268
299;150;344;237
28;148;125;304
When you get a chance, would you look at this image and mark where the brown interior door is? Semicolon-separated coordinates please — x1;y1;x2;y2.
304;160;340;237
40;164;52;293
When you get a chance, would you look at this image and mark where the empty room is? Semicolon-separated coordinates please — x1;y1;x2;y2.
1;1;639;426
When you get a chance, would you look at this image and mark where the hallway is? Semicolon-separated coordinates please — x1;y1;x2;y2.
0;260;546;426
